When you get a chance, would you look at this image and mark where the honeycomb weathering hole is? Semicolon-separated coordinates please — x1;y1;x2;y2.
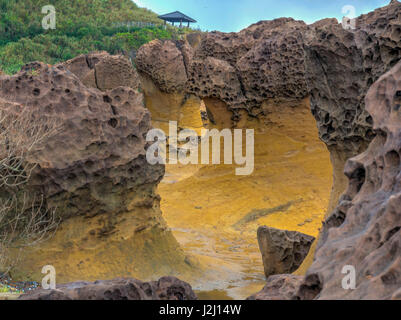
147;96;333;299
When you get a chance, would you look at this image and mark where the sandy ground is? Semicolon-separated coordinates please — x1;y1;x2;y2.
158;99;332;299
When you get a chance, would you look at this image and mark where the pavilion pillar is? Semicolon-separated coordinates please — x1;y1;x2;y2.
180;20;182;28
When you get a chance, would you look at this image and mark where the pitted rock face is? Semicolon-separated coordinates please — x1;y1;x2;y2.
135;18;309;121
304;0;401;156
0;61;163;219
187;56;245;106
247;274;303;300
62;51;140;91
18;276;197;300
237;26;307;108
296;60;401;300
257;226;315;277
135;39;190;93
194;18;306;67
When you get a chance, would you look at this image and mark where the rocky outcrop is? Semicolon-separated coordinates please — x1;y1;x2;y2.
136;19;309;126
257;226;315;277
135;40;204;133
247;274;303;300
135;40;189;93
304;0;401;212
136;2;401;209
0;61;193;282
295;60;401;300
62;51;140;91
0;61;159;221
18;276;197;300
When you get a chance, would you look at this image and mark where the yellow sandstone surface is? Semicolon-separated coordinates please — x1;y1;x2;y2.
12;195;200;284
12;91;332;300
140;74;204;135
157;97;332;299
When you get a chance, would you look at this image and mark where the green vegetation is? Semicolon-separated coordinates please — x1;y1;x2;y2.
0;0;194;74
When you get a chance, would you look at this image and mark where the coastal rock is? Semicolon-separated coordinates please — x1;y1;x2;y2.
0;61;159;219
257;226;315;277
135;39;204;133
304;0;401;212
187;56;245;107
135;39;189;93
18;276;197;300
296;60;401;300
135;18;309;126
247;274;303;300
0;61;192;282
62;51;140;91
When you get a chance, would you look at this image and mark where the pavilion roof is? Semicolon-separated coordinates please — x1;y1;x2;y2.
158;11;197;23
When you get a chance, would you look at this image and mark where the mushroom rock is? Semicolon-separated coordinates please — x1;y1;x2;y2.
295;59;401;300
0;61;194;283
18;276;197;300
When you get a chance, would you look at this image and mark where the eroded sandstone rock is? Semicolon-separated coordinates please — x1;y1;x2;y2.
136;18;310;126
295;60;401;300
257;226;315;277
247;274;303;300
18;276;197;300
135;40;204;133
304;0;401;212
62;51;140;91
135;40;189;93
0;61;193;282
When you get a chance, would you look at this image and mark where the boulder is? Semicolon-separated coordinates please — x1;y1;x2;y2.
18;276;197;300
62;51;140;91
247;274;303;300
135;40;190;93
257;226;315;277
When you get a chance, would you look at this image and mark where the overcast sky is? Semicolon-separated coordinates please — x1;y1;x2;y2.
133;0;391;32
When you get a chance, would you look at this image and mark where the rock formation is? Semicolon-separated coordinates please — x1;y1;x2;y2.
257;226;315;277
61;51;140;92
135;40;204;133
295;60;401;300
304;0;401;212
136;18;310;129
0;61;194;282
18;276;197;300
136;1;401;210
1;0;398;300
247;274;303;300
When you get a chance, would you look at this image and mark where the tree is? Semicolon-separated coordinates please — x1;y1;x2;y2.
0;105;60;276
